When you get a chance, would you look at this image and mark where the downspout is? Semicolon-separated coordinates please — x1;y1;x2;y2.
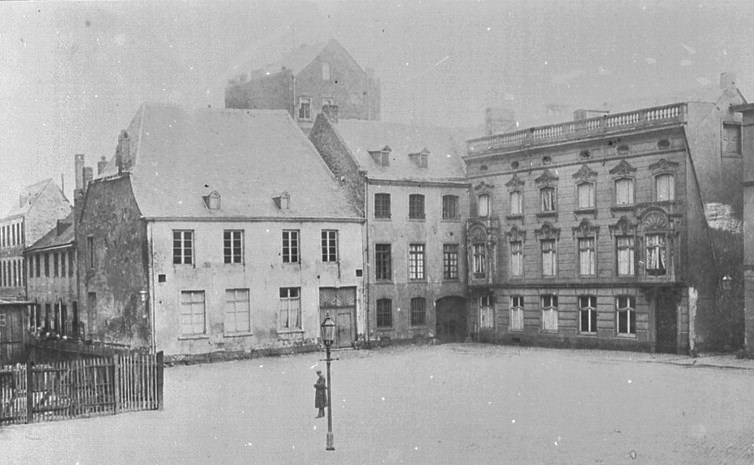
147;220;157;354
364;173;370;344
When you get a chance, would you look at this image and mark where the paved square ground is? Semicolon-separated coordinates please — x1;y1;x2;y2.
2;343;754;464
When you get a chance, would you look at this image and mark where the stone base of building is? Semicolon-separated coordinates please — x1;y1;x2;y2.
488;332;663;353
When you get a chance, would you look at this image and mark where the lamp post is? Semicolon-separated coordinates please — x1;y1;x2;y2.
320;312;336;451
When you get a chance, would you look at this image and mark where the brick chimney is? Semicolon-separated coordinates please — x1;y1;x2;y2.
75;154;85;191
720;72;736;90
83;167;93;191
485;107;516;135
323;104;339;124
97;156;108;175
115;130;130;173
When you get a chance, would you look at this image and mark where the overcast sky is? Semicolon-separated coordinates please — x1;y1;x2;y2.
2;0;753;215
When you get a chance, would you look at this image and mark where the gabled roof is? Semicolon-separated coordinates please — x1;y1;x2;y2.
26;212;74;252
258;41;329;75
99;103;360;220
328;119;471;182
5;179;55;218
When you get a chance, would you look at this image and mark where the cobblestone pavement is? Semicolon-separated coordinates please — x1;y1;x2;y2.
2;343;753;465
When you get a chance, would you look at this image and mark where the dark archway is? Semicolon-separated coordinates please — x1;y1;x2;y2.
435;296;468;342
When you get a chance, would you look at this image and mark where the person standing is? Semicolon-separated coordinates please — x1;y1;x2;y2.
314;370;327;418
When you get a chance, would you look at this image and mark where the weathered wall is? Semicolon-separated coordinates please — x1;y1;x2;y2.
26;247;78;334
224;70;294;115
148;220;363;357
76;175;150;347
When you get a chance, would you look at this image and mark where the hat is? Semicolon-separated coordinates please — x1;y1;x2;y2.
316;370;322;374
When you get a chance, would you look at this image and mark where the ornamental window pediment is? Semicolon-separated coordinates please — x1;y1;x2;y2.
534;221;560;240
609;159;637;178
572;218;600;239
572;164;597;182
535;169;559;187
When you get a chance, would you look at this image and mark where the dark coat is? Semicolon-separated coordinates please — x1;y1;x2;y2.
314;374;327;408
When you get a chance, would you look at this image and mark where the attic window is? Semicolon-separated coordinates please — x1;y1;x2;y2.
370;146;392;167
580;150;591;159
542;156;552;165
202;188;221;210
322;62;331;81
511;161;519;170
409;148;430;168
480;165;488;172
274;192;290;210
617;144;630;155
658;139;671;150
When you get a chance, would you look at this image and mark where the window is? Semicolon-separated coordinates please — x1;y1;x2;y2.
279;287;302;330
655;174;674;201
410;297;426;326
616;296;636;336
180;290;206;337
298;97;312;121
224;230;243;264
409;244;425;280
53;253;59;277
61;252;66;277
645;234;667;276
87;236;95;268
579;295;597;334
173;231;193;265
480;295;494;329
322;63;331;81
321;230;338;262
540;187;556;212
510;296;524;332
282;230;300;264
616;236;635;276
442;195;459;220
509;241;522;277
375;193;391;219
510;191;522;215
473;243;486;278
408;194;425;219
578;237;596;276
723;123;741;154
541;295;558;332
375;244;392;281
44;253;50;278
69;250;74;276
439;244;458;280
577;182;594;209
615;178;634;205
376;298;392;328
477;194;490;217
541;239;557;276
224;289;250;334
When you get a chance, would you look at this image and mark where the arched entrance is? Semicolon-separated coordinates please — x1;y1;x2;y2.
435;296;468;342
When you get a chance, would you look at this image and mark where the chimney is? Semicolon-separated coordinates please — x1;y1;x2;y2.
574;109;610;121
115;130;130;173
75;154;85;191
83;167;93;192
720;72;736;90
97;156;108;175
323;104;339;124
485;107;516;135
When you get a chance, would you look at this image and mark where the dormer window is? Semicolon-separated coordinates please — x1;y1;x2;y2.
202;187;221;210
369;146;392;167
409;148;430;168
274;191;290;210
322;62;331;81
298;97;312;121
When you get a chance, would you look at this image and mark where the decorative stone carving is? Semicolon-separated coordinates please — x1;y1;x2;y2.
572;218;600;238
535;169;559;186
506;224;526;242
648;158;679;173
609;215;638;236
572;164;597;181
609;159;637;177
534;221;560;240
505;173;525;189
474;181;495;191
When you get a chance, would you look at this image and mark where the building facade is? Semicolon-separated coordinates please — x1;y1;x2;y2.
463;74;746;353
77;104;364;358
310;110;472;344
225;38;380;134
0;179;71;301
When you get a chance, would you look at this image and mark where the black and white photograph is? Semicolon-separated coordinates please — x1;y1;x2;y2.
1;0;754;463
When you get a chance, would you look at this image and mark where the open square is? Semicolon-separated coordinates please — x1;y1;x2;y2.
2;344;754;464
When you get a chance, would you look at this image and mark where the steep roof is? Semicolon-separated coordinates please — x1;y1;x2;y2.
26;212;74;252
4;179;55;218
100;104;360;220
258;41;328;75
330;119;470;182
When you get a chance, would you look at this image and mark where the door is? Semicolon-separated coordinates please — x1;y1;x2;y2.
435;296;468;342
655;291;678;354
319;287;356;348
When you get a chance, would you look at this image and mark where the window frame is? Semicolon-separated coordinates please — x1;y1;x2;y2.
442;195;459;220
645;233;667;276
477;194;490;218
321;230;338;263
179;290;207;337
579;295;597;334
614;177;635;206
173;230;194;265
509;240;523;278
576;182;595;210
616;235;635;276
224;288;251;335
540;186;557;213
376;298;393;328
374;193;391;219
443;244;459;280
279;287;302;331
297;96;312;121
509;190;523;216
223;230;243;264
473;243;486;279
282;229;300;264
408;243;425;280
578;237;596;276
408;194;426;220
654;173;675;202
541;294;558;332
410;297;426;326
375;243;392;281
510;295;524;332
616;295;636;336
541;239;557;277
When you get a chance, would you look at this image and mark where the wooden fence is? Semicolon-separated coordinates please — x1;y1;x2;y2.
0;352;163;425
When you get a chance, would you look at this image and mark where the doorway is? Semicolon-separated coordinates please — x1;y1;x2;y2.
655;291;678;353
319;287;356;348
435;296;467;342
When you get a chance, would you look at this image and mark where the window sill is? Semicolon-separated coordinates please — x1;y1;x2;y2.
409;279;427;283
506;214;524;220
408;217;426;222
373;217;392;221
539;329;559;334
376;327;393;331
178;334;209;341
224;332;253;338
375;280;394;284
616;333;637;338
282;261;301;265
509;328;524;333
536;211;557;219
578;332;596;337
441;217;461;222
409;325;428;329
573;208;596;215
611;204;636;212
443;277;460;282
278;329;304;334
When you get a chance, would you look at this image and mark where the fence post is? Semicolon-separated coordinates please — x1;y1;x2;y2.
112;355;120;415
156;351;164;410
25;359;33;424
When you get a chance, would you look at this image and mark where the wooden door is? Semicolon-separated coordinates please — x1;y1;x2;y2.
319;287;356;348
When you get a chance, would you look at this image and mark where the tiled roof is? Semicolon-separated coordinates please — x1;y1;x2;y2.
102;103;360;220
4;179;53;218
26;212;74;252
331;119;471;182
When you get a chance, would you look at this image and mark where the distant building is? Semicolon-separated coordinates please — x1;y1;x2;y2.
463;72;746;353
0;179;71;301
24;212;79;339
225;38;380;134
77;104;364;358
309;108;472;343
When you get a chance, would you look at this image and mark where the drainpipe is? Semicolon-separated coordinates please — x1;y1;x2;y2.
364;173;370;345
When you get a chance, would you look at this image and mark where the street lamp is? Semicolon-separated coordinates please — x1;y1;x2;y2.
320;312;336;451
